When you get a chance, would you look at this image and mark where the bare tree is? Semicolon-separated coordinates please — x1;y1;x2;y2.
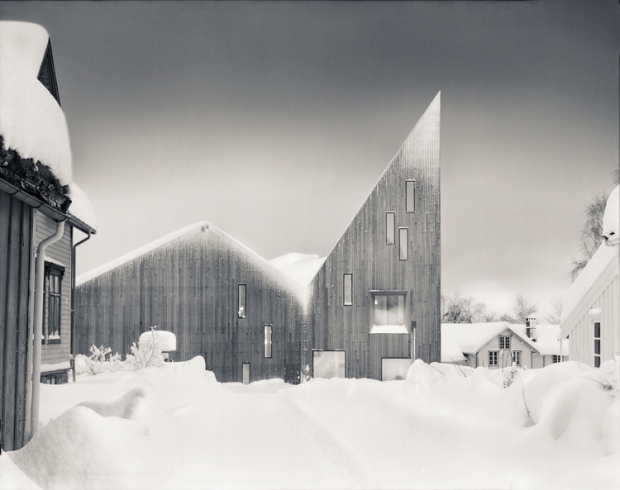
571;193;609;281
513;293;538;324
544;296;563;324
441;291;495;323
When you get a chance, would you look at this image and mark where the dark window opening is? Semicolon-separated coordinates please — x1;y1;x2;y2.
594;322;601;368
44;262;64;344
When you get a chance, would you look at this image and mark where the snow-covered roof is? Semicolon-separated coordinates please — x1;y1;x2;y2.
68;182;97;231
268;253;326;286
0;21;72;185
602;185;619;246
76;221;309;307
441;322;568;362
560;243;619;332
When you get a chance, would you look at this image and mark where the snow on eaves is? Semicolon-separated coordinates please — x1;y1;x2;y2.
76;222;209;286
268;252;326;286
68;182;97;231
76;222;309;307
0;21;72;184
602;185;619;246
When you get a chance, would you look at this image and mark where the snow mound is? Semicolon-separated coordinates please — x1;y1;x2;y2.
602;185;619;246
0;21;72;185
268;252;326;286
0;452;41;490
68;182;97;230
139;330;177;352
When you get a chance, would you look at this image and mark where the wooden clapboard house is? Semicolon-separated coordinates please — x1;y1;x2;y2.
1;22;97;451
75;94;441;384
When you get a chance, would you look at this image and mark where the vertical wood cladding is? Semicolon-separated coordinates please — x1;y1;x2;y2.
307;94;441;379
75;224;306;383
33;211;73;366
0;192;32;451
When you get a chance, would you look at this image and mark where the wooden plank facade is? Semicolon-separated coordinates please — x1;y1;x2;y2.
0;193;32;451
306;93;441;379
76;224;307;383
75;94;442;382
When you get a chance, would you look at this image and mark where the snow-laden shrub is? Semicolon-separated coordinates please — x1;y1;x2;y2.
125;327;165;370
77;345;123;375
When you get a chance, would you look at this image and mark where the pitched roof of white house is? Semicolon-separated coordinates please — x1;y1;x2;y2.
560;186;619;337
441;322;568;363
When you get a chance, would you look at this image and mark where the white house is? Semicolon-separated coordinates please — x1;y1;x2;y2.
560;185;619;367
442;321;569;369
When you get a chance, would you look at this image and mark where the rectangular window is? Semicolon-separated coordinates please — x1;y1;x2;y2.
594;322;601;368
552;355;561;363
264;325;272;359
313;351;345;379
343;273;352;306
488;351;498;367
44;263;64;343
371;292;407;333
242;362;250;384
405;180;415;213
511;350;521;366
386;212;395;245
238;284;246;318
399;228;408;261
381;358;413;381
499;335;510;350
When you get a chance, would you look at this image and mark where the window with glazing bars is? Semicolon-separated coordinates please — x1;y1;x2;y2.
511;350;521;366
488;351;498;367
499;335;510;349
594;322;601;368
238;284;247;318
386;212;395;245
405;180;415;213
44;263;63;343
343;274;352;306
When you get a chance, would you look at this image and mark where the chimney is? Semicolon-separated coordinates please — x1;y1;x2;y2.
526;317;537;342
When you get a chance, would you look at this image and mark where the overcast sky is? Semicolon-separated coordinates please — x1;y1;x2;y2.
1;1;618;319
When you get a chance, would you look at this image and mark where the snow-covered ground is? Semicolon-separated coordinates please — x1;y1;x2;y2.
2;358;619;490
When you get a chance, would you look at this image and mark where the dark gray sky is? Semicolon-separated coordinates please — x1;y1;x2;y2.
1;1;618;318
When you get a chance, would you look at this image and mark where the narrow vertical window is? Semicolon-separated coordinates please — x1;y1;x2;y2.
343;273;352;306
511;350;521;366
594;322;601;368
386;212;395;245
264;325;272;358
238;284;247;318
405;180;415;213
44;262;63;343
242;362;250;384
399;228;408;260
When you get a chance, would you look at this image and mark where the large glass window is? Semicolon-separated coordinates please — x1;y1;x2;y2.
238;284;246;318
343;274;352;306
399;228;408;261
405;180;415;213
44;262;63;343
313;351;345;379
371;292;407;334
386;212;395;245
381;358;413;381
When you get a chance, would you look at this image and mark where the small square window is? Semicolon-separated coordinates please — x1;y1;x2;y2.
552;355;561;363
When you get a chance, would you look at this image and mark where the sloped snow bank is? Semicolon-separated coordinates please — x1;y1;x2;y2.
4;357;619;490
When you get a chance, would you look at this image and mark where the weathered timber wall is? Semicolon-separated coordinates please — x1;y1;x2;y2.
34;210;73;365
75;224;305;383
307;94;441;379
0;192;32;451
